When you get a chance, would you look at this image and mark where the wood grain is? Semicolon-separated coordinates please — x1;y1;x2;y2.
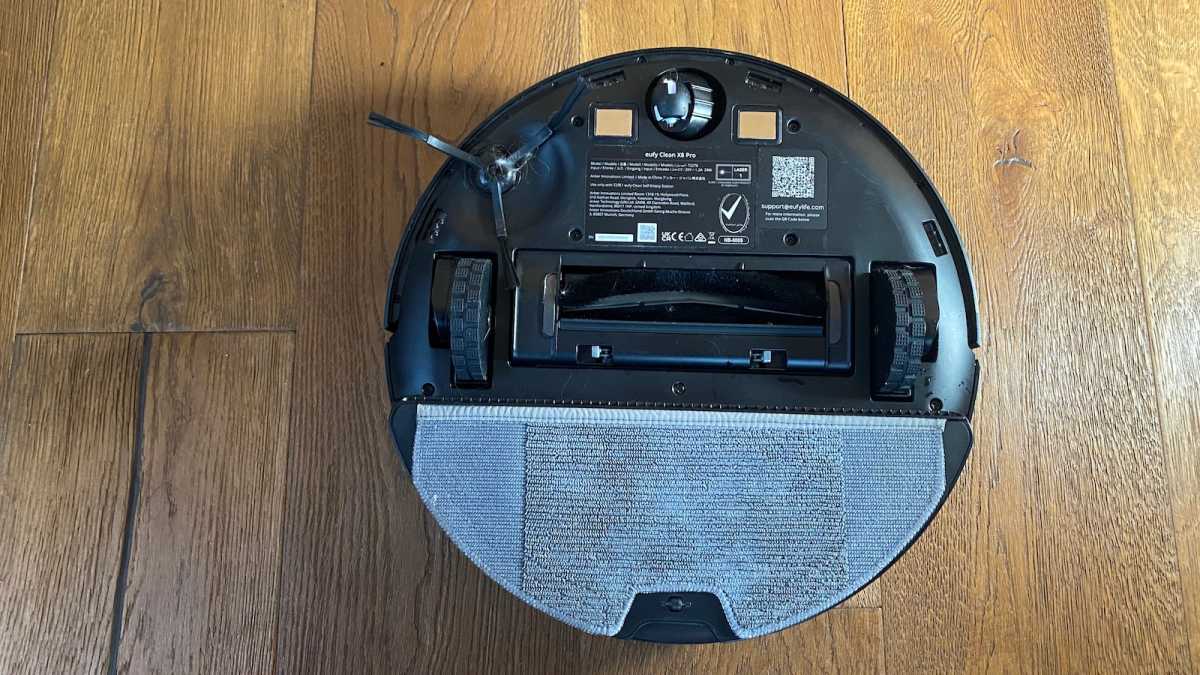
846;0;1192;671
18;0;315;333
115;332;293;673
581;0;848;93
0;3;57;422
0;334;143;674
275;1;582;672
837;578;880;609
1106;0;1200;668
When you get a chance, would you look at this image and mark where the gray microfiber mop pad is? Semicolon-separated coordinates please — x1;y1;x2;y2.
411;405;945;638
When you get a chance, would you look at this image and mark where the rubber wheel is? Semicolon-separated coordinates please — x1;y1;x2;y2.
874;267;926;397
449;258;493;383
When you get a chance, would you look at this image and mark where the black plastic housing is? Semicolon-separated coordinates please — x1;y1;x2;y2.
382;48;981;643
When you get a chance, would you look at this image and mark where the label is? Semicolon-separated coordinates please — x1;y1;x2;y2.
757;150;829;230
586;146;759;249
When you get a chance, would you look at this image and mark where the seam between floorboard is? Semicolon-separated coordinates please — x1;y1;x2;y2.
270;329;300;675
1097;3;1196;670
105;332;153;675
840;0;851;96
272;0;321;670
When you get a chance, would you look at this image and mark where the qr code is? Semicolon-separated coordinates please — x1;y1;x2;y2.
771;155;816;198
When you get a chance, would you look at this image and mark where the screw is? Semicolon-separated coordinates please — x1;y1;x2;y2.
671;381;686;396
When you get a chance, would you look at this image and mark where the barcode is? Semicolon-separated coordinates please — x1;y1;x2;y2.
771;156;816;199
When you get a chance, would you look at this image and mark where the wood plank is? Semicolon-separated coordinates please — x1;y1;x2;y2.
18;0;315;333
581;0;848;93
1105;0;1200;668
0;3;57;422
275;1;581;672
838;578;880;609
114;332;293;673
575;608;881;674
0;334;143;674
845;0;1192;671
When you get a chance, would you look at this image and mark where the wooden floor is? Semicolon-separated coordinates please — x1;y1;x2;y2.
0;1;1196;672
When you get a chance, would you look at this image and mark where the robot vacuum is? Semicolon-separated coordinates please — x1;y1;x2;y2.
376;48;980;643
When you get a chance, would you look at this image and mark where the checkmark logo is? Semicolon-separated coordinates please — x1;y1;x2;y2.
718;193;749;234
720;195;742;220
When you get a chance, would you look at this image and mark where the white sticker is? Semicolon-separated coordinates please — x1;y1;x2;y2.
637;222;657;243
594;232;634;243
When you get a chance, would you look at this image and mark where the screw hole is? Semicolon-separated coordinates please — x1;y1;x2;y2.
929;397;943;412
635;55;646;64
783;232;798;246
570;114;585;127
421;383;436;397
724;57;735;65
786;118;801;133
569;227;583;241
664;595;689;611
